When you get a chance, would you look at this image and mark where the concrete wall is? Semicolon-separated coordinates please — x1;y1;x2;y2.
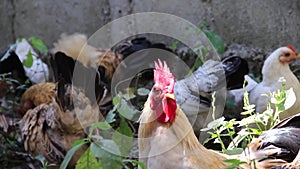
1;0;300;50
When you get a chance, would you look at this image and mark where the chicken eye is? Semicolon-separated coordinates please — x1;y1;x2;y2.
153;87;161;94
285;53;291;57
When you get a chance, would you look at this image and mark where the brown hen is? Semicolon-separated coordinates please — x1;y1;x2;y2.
19;50;108;168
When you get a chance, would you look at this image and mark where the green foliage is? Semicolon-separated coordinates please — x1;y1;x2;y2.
224;159;247;169
91;142;122;169
170;20;225;76
203;30;225;54
0;73;29;115
28;37;48;53
203;79;295;168
112;117;133;156
89;122;112;133
35;155;56;169
23;50;34;68
61;89;145;169
170;40;180;51
60;140;87;169
198;21;225;54
113;92;139;120
76;147;101;169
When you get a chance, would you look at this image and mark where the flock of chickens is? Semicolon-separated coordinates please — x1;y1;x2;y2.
1;33;300;169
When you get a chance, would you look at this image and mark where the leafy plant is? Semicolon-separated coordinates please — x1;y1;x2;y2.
202;77;295;167
170;20;225;76
224;159;247;169
61;90;144;169
60;121;123;169
0;73;29;115
35;155;56;169
28;37;48;53
198;21;225;55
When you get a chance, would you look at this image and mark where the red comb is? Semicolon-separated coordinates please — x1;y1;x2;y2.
287;45;297;53
154;59;175;93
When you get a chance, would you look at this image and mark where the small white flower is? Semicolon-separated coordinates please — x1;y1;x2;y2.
278;77;286;83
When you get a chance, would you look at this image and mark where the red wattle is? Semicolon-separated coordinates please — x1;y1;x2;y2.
164;97;177;122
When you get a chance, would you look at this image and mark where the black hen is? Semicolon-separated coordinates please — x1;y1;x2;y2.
50;52;109;106
0;51;29;84
241;114;300;168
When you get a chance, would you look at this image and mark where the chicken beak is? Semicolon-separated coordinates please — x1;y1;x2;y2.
165;93;175;100
295;54;300;59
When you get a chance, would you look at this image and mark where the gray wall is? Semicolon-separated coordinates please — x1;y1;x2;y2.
1;0;300;50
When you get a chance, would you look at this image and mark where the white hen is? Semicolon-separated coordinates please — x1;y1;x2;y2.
249;46;300;119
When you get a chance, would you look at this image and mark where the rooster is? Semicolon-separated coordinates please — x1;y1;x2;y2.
249;45;300;119
138;59;300;169
138;59;229;169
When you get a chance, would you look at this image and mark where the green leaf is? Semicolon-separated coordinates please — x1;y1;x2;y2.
224;158;246;169
123;88;136;100
137;88;150;96
18;38;24;43
60;141;87;169
89;122;112;133
170;40;179;50
227;130;248;150
23;50;34;68
73;139;88;147
90;143;123;169
203;30;225;54
207;132;218;139
25;79;31;84
100;139;121;155
29;37;48;53
225;119;236;129
112;117;133;156
118;98;139;120
105;107;117;124
91;135;104;140
113;94;122;106
75;147;101;169
206;117;225;130
249;128;262;135
224;148;244;155
35;155;46;166
198;20;207;30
